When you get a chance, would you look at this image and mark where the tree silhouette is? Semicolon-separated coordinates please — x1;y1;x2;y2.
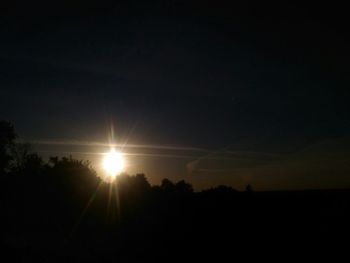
8;142;41;174
2;120;348;262
48;155;99;187
175;180;193;194
0;121;16;175
160;178;175;192
133;173;151;193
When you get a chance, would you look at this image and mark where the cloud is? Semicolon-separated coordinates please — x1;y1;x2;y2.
25;139;209;153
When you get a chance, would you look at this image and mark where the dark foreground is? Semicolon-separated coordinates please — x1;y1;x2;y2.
1;173;350;262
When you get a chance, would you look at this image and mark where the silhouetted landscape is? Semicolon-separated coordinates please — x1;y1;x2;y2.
1;1;350;261
1;121;349;261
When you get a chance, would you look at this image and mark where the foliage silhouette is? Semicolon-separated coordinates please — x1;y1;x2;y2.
1;121;350;261
0;121;16;175
160;178;175;192
175;180;193;194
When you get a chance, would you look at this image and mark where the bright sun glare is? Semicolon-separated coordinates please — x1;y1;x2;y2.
103;149;125;178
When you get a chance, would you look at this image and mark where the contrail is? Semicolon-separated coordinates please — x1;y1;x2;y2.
24;139;210;153
24;139;280;164
35;149;251;161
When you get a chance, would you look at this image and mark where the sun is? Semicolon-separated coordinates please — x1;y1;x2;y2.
103;149;125;178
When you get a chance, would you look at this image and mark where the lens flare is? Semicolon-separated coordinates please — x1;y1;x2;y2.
103;149;125;178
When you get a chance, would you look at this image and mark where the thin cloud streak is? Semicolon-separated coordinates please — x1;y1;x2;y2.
36;150;254;161
25;139;210;153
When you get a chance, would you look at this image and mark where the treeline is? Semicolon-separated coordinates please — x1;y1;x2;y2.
1;120;350;262
0;119;240;262
0;120;234;192
0;120;240;236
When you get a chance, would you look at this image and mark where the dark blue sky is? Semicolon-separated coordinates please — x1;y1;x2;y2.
1;1;350;190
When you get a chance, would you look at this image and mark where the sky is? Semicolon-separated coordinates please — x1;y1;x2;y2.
1;1;350;190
